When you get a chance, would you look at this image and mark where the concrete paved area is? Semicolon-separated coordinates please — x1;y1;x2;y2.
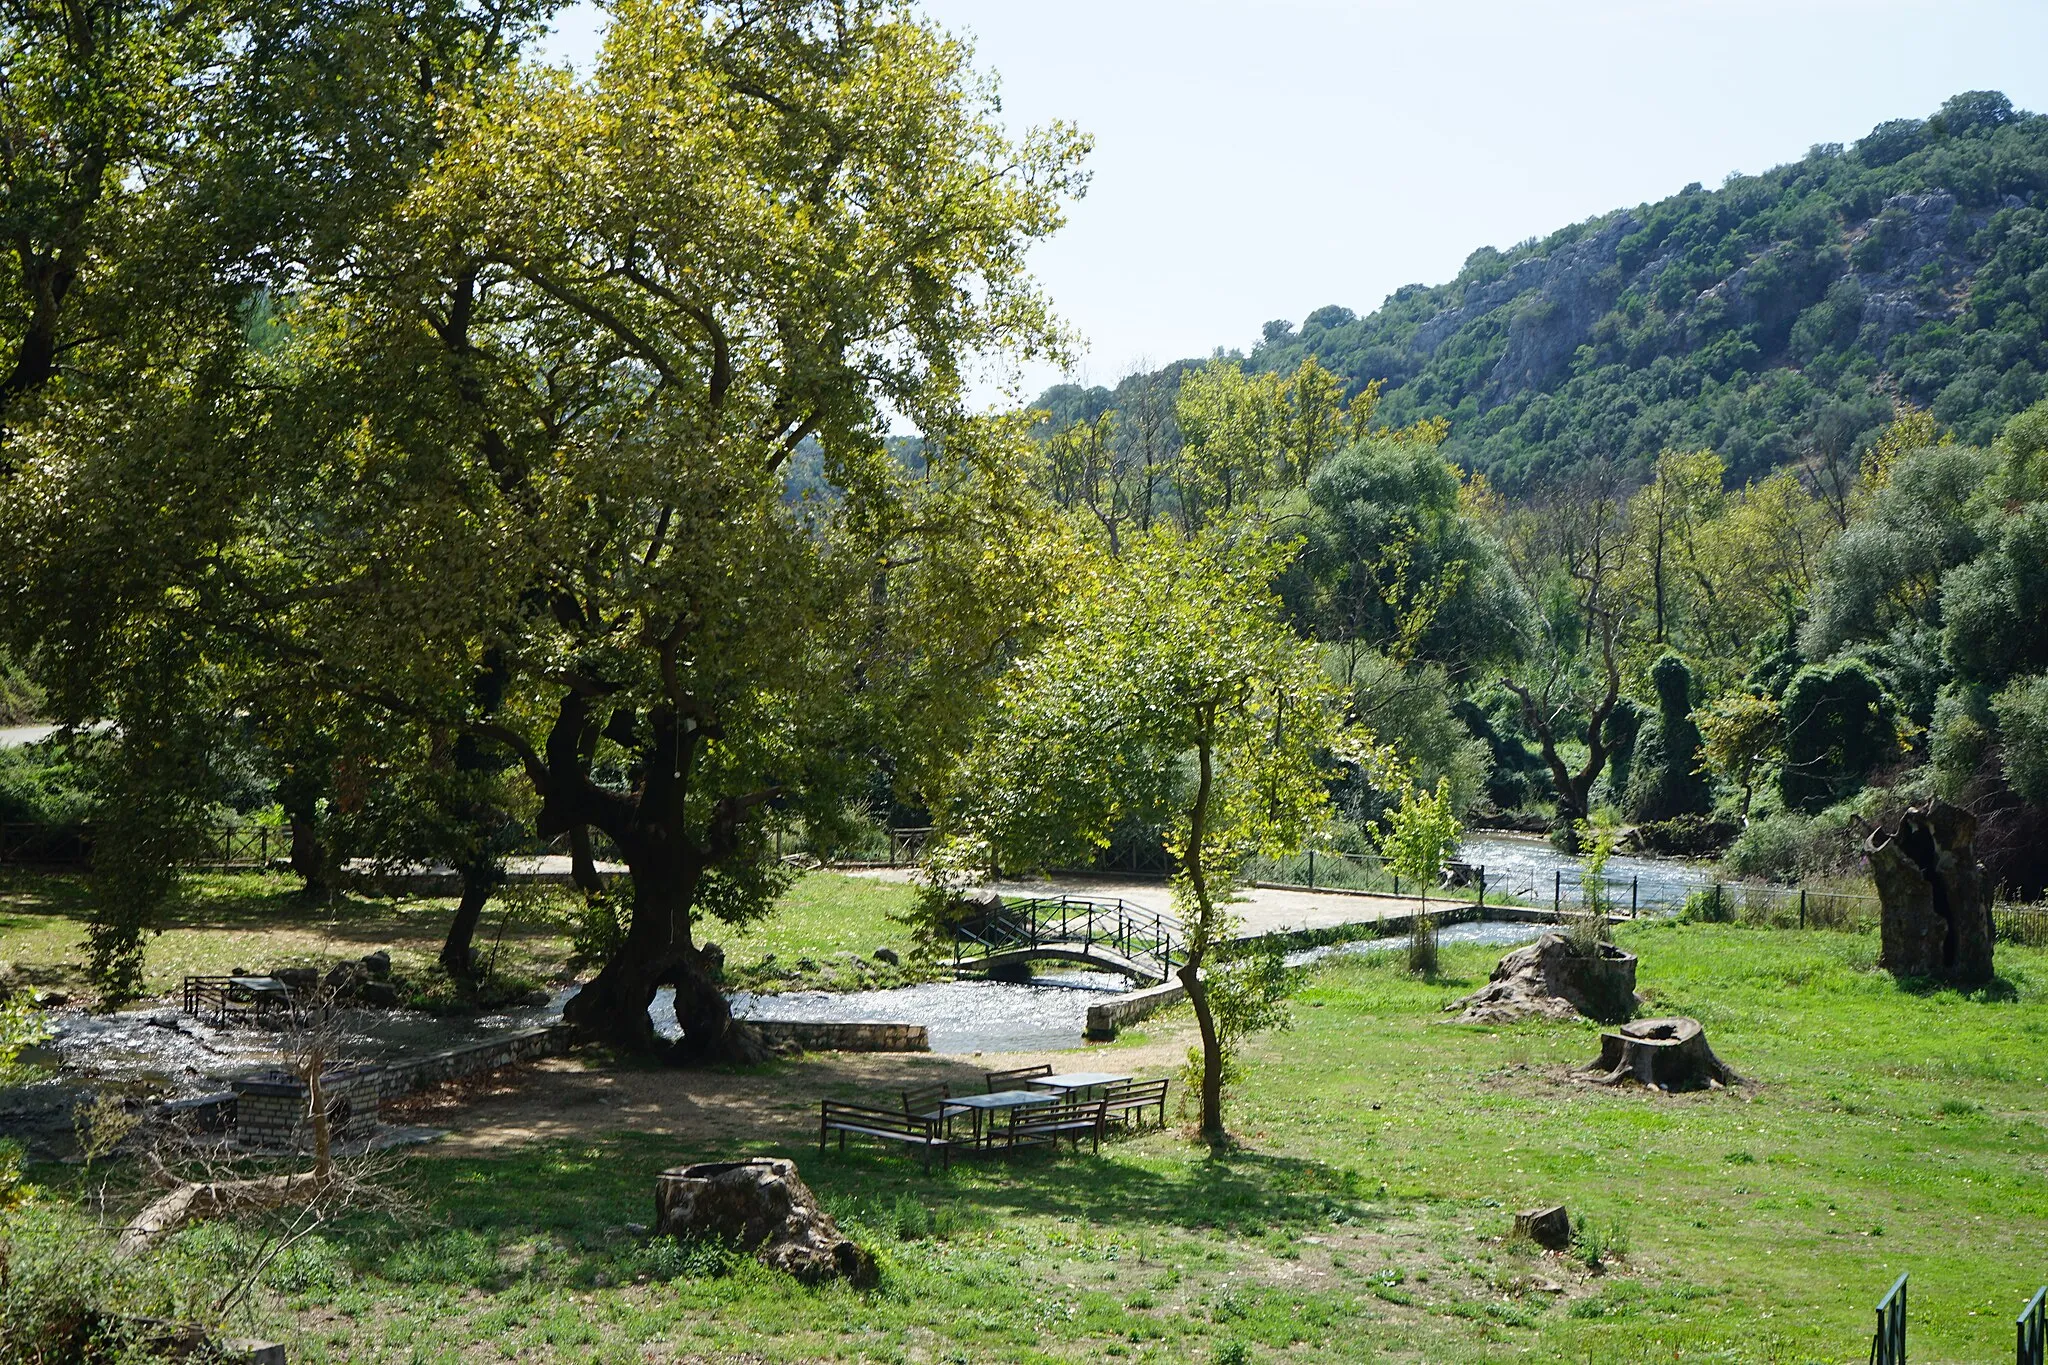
849;868;1476;939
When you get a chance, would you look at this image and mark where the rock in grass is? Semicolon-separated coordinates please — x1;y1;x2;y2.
872;948;900;967
655;1158;875;1286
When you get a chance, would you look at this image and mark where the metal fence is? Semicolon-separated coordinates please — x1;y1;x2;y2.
0;822;292;871
2020;1286;2045;1365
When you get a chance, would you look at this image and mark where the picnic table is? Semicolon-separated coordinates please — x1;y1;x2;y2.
1027;1071;1132;1097
943;1089;1058;1147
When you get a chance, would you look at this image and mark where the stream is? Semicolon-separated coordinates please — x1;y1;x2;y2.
1459;832;1712;909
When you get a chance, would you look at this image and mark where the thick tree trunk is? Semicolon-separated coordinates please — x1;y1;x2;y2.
568;824;604;894
562;857;766;1064
1865;799;1995;987
440;860;501;978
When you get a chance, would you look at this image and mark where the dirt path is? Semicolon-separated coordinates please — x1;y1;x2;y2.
393;1027;1196;1156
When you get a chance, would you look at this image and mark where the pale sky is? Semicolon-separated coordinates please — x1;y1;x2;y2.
540;1;2048;402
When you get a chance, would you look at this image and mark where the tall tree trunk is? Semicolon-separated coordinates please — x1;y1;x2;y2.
1181;721;1226;1143
440;859;502;977
282;787;327;898
568;824;603;894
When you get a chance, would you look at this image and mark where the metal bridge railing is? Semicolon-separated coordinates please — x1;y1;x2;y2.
1870;1272;1907;1365
2021;1286;2046;1365
949;893;1183;979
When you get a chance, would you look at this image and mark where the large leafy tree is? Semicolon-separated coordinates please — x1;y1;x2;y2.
946;525;1367;1140
253;0;1085;1058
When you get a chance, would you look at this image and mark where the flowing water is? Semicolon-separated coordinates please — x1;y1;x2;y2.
1460;832;1712;910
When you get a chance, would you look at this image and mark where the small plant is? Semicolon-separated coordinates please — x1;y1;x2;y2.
1566;815;1617;953
0;994;50;1083
1572;1213;1632;1270
1212;1341;1252;1365
1681;884;1731;923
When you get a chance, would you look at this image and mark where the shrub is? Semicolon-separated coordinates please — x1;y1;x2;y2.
1778;659;1901;813
1723;813;1809;882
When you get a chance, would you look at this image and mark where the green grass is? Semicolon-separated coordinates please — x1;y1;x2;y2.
0;869;921;1001
16;919;2046;1362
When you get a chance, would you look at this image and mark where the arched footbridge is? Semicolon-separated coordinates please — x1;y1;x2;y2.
950;894;1182;985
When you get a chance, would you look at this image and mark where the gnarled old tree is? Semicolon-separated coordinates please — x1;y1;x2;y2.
1497;472;1632;840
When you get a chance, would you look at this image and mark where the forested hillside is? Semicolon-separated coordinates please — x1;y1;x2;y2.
1047;90;2048;490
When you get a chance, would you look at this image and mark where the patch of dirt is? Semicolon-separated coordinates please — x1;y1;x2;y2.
404;1027;1195;1155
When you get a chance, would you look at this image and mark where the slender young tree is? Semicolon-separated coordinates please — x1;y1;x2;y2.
946;524;1375;1140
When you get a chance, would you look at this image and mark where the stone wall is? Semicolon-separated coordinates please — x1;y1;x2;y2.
1085;979;1186;1041
230;1065;382;1150
372;1024;576;1098
751;1020;928;1053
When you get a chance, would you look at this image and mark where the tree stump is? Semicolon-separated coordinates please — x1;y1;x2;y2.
654;1158;875;1286
1513;1205;1571;1250
1449;933;1638;1024
1864;799;1995;987
1577;1017;1738;1091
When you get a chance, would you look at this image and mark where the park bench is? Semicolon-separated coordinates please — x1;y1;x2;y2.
1007;1098;1107;1153
1101;1078;1170;1131
985;1063;1052;1092
819;1099;953;1170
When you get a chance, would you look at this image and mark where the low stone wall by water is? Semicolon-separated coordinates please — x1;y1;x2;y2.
372;1024;575;1098
752;1020;928;1052
1085;979;1186;1041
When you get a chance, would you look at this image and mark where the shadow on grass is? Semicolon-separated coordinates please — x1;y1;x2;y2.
325;1126;1388;1293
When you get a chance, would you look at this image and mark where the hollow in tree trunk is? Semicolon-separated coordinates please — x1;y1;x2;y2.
1865;799;1995;987
560;851;768;1064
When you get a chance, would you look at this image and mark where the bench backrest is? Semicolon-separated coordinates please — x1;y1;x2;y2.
1104;1078;1169;1104
902;1083;951;1115
1014;1097;1106;1129
822;1099;939;1137
985;1064;1052;1092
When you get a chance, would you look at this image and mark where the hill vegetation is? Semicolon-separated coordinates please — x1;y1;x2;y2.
1045;90;2048;490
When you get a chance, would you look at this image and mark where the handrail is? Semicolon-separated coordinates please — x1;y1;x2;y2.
1871;1272;1907;1365
2020;1286;2045;1365
949;893;1183;979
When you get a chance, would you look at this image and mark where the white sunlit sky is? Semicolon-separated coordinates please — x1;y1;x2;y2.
539;1;2048;405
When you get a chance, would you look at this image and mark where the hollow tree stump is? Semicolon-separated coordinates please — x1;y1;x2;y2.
1449;932;1638;1024
1513;1205;1571;1250
1863;799;1995;987
1577;1017;1738;1091
654;1158;875;1286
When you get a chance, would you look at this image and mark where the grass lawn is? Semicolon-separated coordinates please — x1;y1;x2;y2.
0;869;923;1001
15;920;2046;1363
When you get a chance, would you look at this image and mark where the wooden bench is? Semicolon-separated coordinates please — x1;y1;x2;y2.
985;1063;1051;1092
820;1100;953;1169
1006;1098;1107;1153
1102;1078;1170;1130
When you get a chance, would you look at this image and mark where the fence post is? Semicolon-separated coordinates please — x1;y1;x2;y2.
1714;883;1724;920
1307;849;1315;890
1553;869;1561;917
1799;887;1807;930
1477;867;1485;911
1630;876;1638;918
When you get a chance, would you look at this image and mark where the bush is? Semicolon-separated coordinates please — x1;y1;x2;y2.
1723;813;1810;883
1992;673;2048;802
0;1202;207;1364
1778;659;1900;813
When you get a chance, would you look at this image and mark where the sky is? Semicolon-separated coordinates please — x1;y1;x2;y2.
539;1;2048;403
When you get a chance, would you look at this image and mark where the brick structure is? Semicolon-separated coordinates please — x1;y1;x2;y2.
229;1065;383;1151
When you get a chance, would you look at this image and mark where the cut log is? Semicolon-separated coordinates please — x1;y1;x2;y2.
1864;799;1995;987
1577;1017;1738;1091
1513;1204;1571;1250
654;1158;875;1287
118;1172;328;1256
1449;932;1638;1024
